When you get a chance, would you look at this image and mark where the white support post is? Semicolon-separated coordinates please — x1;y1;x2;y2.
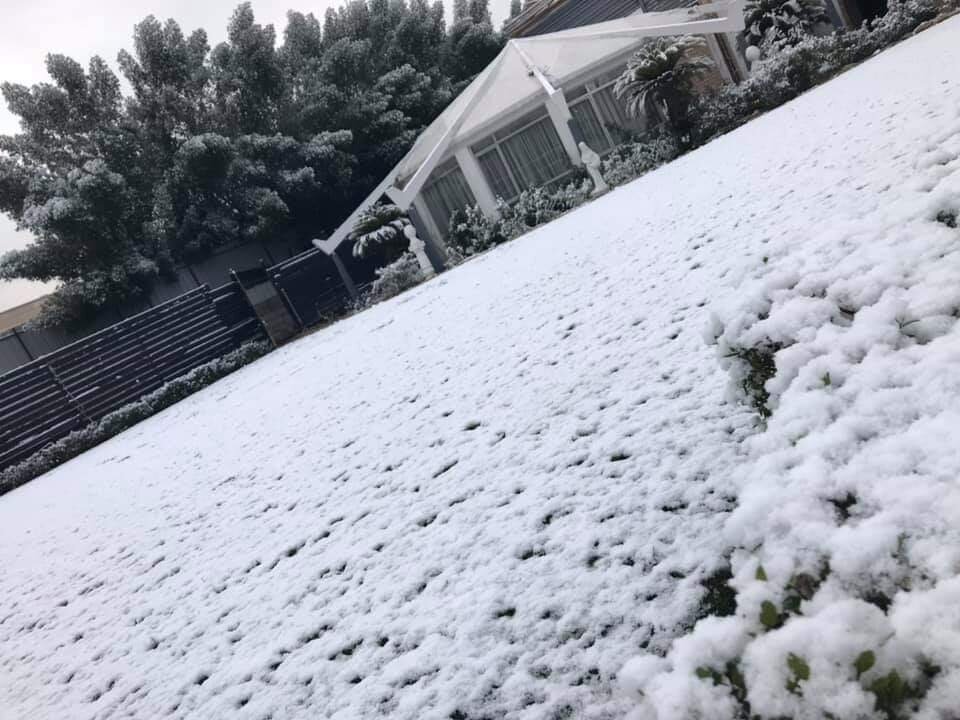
454;147;501;220
545;91;582;167
705;34;734;84
413;194;446;254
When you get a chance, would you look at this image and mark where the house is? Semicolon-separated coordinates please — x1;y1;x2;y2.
317;0;747;261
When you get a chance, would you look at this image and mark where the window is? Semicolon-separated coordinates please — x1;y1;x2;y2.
471;110;573;202
592;83;644;146
566;78;646;152
499;117;571;189
476;148;518;202
422;162;476;233
569;98;611;153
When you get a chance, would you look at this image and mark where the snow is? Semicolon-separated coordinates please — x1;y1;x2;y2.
3;16;960;719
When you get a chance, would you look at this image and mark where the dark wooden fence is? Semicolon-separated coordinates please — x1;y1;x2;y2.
0;283;263;472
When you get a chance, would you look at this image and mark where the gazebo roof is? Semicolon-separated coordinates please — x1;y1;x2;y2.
317;0;745;253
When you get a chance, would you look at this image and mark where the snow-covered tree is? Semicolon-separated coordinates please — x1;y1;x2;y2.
0;0;502;325
350;203;410;258
614;36;714;144
742;0;831;53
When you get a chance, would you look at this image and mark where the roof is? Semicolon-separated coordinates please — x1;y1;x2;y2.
0;296;48;334
503;0;647;38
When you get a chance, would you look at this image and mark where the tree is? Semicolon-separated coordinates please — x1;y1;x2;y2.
614;36;714;146
468;0;492;24
742;0;830;53
0;0;493;325
0;55;161;326
510;0;523;19
149;131;355;260
1;160;163;326
442;18;505;84
350;203;409;259
117;17;213;198
209;3;284;135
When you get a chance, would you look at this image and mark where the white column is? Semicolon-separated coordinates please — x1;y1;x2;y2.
705;34;734;84
413;194;447;257
545;91;583;167
454;147;500;220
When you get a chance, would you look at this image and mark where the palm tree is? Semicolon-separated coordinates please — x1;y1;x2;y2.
742;0;830;53
350;203;410;260
614;35;715;145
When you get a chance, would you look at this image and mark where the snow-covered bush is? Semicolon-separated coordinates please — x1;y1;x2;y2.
447;204;510;257
358;253;425;307
0;340;271;496
447;179;593;258
695;0;943;144
601;134;679;187
499;183;592;237
742;0;831;54
625;95;960;718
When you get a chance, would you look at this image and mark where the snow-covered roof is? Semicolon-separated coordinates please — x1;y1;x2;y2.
317;0;745;254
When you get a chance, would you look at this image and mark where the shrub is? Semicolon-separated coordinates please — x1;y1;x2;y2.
447;204;510;257
359;252;425;306
694;0;943;144
742;0;831;54
498;183;593;237
0;340;272;496
601;134;679;187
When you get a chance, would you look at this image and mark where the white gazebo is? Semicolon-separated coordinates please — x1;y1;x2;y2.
316;0;746;258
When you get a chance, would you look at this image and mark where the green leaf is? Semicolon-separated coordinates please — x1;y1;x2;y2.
869;670;910;714
759;600;780;629
786;653;810;695
822;372;832;386
787;653;810;681
783;594;802;613
755;565;768;581
854;650;876;677
695;666;723;686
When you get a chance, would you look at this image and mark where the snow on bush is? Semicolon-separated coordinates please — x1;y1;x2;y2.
601;134;679;188
359;252;425;306
695;0;946;144
623;55;960;720
0;340;271;495
742;0;831;54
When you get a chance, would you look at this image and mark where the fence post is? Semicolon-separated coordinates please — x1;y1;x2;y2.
329;252;360;300
229;272;275;347
277;284;305;331
47;363;90;425
10;327;34;362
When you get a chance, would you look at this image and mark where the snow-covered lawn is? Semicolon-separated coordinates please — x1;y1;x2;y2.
3;17;960;720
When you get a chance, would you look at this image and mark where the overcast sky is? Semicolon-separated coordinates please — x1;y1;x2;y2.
0;0;512;311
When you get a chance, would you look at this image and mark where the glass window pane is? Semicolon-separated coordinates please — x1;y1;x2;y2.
570;99;611;153
423;167;476;234
476;149;518;202
499;117;571;190
593;84;645;146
